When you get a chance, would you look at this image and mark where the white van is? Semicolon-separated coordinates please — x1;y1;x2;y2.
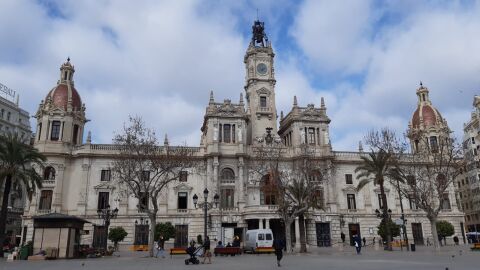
244;229;274;253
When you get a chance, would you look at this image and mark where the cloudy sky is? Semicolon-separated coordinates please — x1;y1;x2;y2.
1;0;479;150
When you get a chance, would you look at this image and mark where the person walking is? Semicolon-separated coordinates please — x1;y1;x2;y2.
201;236;212;264
354;235;362;255
155;235;166;258
273;237;285;267
453;235;459;245
340;232;346;244
362;237;366;247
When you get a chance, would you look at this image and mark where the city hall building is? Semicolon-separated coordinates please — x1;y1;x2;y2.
21;21;465;249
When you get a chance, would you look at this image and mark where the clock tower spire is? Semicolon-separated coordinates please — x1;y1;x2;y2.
244;20;277;145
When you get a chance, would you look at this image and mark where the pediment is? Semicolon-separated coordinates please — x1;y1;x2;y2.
373;187;390;193
93;182;116;191
256;87;271;96
341;185;357;193
174;183;193;192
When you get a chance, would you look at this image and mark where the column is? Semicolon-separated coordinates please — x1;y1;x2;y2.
295;218;300;247
238;157;245;207
58;121;64;142
259;219;264;229
265;219;270;229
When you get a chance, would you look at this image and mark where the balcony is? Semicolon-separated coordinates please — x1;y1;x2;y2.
37;209;51;215
42;180;55;186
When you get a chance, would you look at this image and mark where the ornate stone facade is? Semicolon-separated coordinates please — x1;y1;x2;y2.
21;21;465;249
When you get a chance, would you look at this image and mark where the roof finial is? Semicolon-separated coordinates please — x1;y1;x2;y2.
420;81;423;87
67;56;70;62
321;97;325;108
280;110;284;120
209;90;214;104
240;92;244;105
86;131;92;144
358;141;363;152
293;95;298;107
164;134;169;146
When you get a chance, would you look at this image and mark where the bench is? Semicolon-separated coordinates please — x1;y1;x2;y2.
214;247;242;256
471;243;480;251
170;248;188;257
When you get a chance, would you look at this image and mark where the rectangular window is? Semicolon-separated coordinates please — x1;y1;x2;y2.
308;127;316;145
220;189;235;209
258;234;264;240
178;192;188;209
100;170;111;181
139;192;149;210
345;174;353;185
266;234;272;240
223;124;231;143
441;193;451;210
72;124;79;144
260;96;267;108
50;121;61;141
430;136;438;153
179;171;188;182
347;194;356;210
39;190;53;210
97;192;109;210
219;124;222;142
472;137;476;144
37;123;42;141
232;124;235;143
141;171;150;182
408;195;418;210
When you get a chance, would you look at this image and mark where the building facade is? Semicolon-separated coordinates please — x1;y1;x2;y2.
21;21;465;249
457;96;480;234
0;84;32;245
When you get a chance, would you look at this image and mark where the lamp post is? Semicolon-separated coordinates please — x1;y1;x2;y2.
375;208;392;250
193;188;219;241
97;205;119;249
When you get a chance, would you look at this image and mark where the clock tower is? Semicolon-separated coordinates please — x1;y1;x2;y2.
244;20;277;145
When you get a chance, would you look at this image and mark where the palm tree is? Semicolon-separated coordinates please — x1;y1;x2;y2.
0;133;46;257
355;149;395;251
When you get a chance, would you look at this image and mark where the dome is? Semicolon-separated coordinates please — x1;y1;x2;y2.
411;104;443;128
45;84;82;111
411;82;443;129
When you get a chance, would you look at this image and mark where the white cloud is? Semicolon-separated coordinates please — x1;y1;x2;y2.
289;1;480;150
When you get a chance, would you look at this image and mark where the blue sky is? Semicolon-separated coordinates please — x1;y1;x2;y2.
1;0;479;150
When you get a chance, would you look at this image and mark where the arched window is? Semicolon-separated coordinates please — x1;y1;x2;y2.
220;168;235;183
308;170;323;182
43;166;56;180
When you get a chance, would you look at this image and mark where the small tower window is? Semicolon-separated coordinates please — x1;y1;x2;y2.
50;121;61;141
63;71;68;80
429;136;438;153
260;96;267;108
72;124;79;144
37;123;42;141
422;93;425;101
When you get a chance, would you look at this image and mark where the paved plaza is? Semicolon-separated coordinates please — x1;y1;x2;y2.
1;245;478;270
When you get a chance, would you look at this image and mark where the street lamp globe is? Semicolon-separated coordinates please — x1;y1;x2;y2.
203;188;209;199
193;194;198;207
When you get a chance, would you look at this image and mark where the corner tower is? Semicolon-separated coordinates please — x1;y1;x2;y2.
34;58;87;150
244;20;277;145
407;82;450;153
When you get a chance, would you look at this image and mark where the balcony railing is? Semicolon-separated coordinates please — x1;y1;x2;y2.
42;180;55;186
37;209;51;214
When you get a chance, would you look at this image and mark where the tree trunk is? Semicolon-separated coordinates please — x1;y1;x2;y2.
0;175;12;258
148;213;157;257
299;214;307;253
379;182;392;251
284;219;294;253
429;217;440;250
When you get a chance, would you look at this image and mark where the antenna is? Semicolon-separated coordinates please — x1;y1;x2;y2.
256;8;259;20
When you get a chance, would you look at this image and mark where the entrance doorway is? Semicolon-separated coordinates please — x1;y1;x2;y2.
174;225;188;247
134;225;149;245
411;223;424;245
269;219;286;242
315;222;331;247
348;223;360;246
92;225;107;249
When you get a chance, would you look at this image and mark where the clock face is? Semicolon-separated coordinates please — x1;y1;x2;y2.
256;63;268;75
